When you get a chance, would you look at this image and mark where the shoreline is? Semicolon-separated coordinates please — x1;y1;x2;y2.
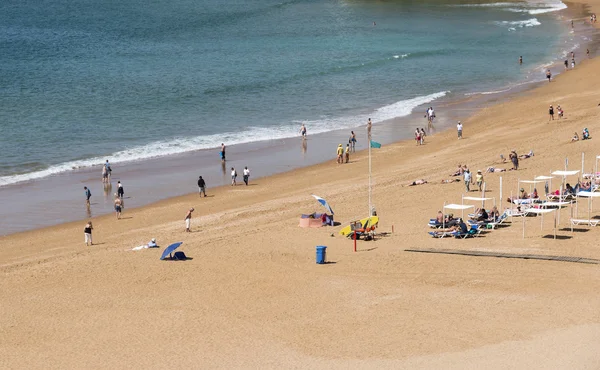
2;0;600;367
0;3;595;236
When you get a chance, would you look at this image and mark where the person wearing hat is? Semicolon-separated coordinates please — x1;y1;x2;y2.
475;170;484;191
184;208;194;232
147;238;158;248
457;121;463;139
336;144;344;164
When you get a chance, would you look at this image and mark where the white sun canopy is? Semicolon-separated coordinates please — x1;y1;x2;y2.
535;176;554;180
444;204;474;210
551;170;580;176
542;201;570;207
520;180;545;184
576;191;600;198
462;197;493;201
525;208;556;214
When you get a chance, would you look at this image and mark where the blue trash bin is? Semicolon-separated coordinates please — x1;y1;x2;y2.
316;246;327;264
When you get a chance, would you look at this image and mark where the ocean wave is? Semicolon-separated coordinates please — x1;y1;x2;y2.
455;1;567;15
495;18;541;28
0;91;449;187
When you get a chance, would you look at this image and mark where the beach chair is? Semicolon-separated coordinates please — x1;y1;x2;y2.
428;230;458;238
570;219;600;227
486;211;509;229
455;224;482;239
428;219;443;228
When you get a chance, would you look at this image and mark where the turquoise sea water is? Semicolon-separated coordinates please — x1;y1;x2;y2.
0;0;572;185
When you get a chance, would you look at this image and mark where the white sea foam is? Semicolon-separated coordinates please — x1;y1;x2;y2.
456;1;567;15
0;91;449;187
496;18;541;28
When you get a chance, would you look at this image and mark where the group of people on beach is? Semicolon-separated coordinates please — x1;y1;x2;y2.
571;128;591;142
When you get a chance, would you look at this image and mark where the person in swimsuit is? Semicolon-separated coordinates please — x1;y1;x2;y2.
114;194;122;219
185;208;194;232
546;69;552;82
102;166;108;183
349;131;357;151
300;124;307;138
549;105;554;121
564;60;569;70
220;143;226;162
519;56;523;65
84;221;93;246
367;118;372;139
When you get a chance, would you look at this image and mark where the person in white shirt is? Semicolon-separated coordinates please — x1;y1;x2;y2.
243;166;250;186
231;167;237;186
457;121;463;139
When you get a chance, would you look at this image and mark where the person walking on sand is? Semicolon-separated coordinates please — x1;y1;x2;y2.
114;193;122;219
420;128;426;144
101;165;108;183
367;118;372;139
546;69;552;82
509;150;519;170
564;59;569;70
197;176;207;197
457;121;463;139
549;105;554;121
220;143;226;162
231;167;237;186
336;144;344;164
300;123;307;138
349;131;357;151
84;186;91;205
117;181;124;198
475;170;484;191
345;144;350;163
184;208;194;232
243;166;250;186
84;221;93;246
415;128;421;145
464;169;472;192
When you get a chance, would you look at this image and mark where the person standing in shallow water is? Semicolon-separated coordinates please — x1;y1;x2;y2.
220;143;226;162
546;69;552;82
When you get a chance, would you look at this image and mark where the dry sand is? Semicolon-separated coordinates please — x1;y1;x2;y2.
2;3;600;368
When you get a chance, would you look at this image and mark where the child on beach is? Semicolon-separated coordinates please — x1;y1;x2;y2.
84;221;93;246
345;144;350;163
415;128;421;145
114;194;122;219
557;105;564;119
184;208;194;232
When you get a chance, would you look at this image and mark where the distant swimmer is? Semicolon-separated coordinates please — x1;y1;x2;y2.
546;69;552;82
299;123;307;138
373;21;376;26
571;19;574;28
519;56;523;65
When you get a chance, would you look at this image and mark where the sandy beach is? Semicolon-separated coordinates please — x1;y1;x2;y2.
3;2;600;368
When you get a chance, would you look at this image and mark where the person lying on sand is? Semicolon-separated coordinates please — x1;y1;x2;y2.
441;178;461;184
519;150;534;159
485;167;506;173
404;179;427;186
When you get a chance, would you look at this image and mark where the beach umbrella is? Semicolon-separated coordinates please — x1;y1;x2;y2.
311;195;334;215
160;242;183;260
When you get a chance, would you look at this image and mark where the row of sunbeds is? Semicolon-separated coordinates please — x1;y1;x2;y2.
427;210;510;239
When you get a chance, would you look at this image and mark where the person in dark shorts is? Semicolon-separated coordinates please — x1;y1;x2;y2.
549;105;554;121
197;176;207;197
546;69;552;82
564;60;569;70
117;181;124;198
84;186;91;205
114;194;122;219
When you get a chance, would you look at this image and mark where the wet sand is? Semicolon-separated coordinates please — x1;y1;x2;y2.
2;2;600;368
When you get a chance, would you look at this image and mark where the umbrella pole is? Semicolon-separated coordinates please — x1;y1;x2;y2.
522;208;526;239
554;211;557;240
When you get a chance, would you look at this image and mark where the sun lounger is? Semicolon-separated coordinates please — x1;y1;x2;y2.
428;230;459;238
570;219;600;227
486;211;509;229
455;225;482;238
